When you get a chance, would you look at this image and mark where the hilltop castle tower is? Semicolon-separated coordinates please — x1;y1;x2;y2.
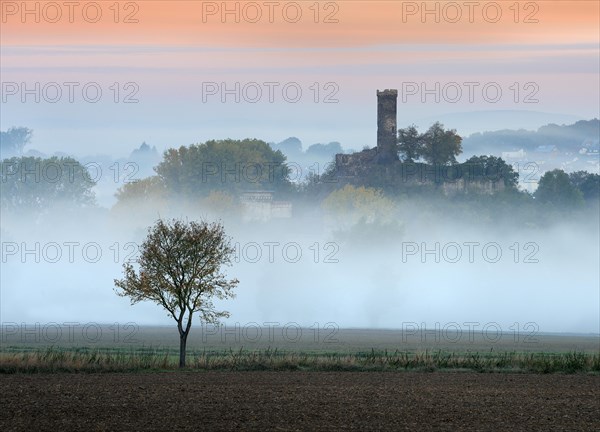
332;88;505;195
334;89;399;172
376;89;399;163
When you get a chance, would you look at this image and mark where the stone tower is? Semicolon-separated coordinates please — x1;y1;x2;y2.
376;89;399;163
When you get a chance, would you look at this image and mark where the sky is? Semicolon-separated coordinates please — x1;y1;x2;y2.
1;0;599;156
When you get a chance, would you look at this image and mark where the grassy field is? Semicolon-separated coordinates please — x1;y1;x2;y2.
1;326;599;373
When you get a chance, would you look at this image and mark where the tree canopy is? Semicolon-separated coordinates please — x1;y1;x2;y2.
461;155;519;189
397;125;422;163
569;171;600;202
155;139;291;197
321;184;396;228
1;156;96;212
535;169;584;208
397;122;462;165
0;127;32;157
114;218;238;367
419;122;463;165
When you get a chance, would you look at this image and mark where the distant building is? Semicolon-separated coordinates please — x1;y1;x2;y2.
580;148;600;157
534;145;558;154
240;190;292;221
581;138;600;149
501;149;526;160
334;89;399;174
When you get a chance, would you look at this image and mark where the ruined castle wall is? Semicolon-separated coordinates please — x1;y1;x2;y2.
332;89;506;195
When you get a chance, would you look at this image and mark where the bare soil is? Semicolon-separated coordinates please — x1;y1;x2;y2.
1;371;599;431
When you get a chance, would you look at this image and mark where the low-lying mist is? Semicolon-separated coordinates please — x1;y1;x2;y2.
2;193;598;336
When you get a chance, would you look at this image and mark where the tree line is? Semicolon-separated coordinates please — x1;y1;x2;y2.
2;126;599;216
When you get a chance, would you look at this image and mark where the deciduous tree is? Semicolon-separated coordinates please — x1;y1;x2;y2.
114;219;239;367
397;125;422;162
535;169;584;208
420;122;462;166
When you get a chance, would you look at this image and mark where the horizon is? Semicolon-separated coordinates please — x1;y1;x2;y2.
7;113;600;159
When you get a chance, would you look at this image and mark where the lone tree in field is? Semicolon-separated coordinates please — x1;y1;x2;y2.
114;218;238;367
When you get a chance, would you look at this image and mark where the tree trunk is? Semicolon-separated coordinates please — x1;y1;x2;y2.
179;333;188;368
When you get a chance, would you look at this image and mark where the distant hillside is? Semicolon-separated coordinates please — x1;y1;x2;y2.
461;119;600;156
415;110;585;136
269;137;343;176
